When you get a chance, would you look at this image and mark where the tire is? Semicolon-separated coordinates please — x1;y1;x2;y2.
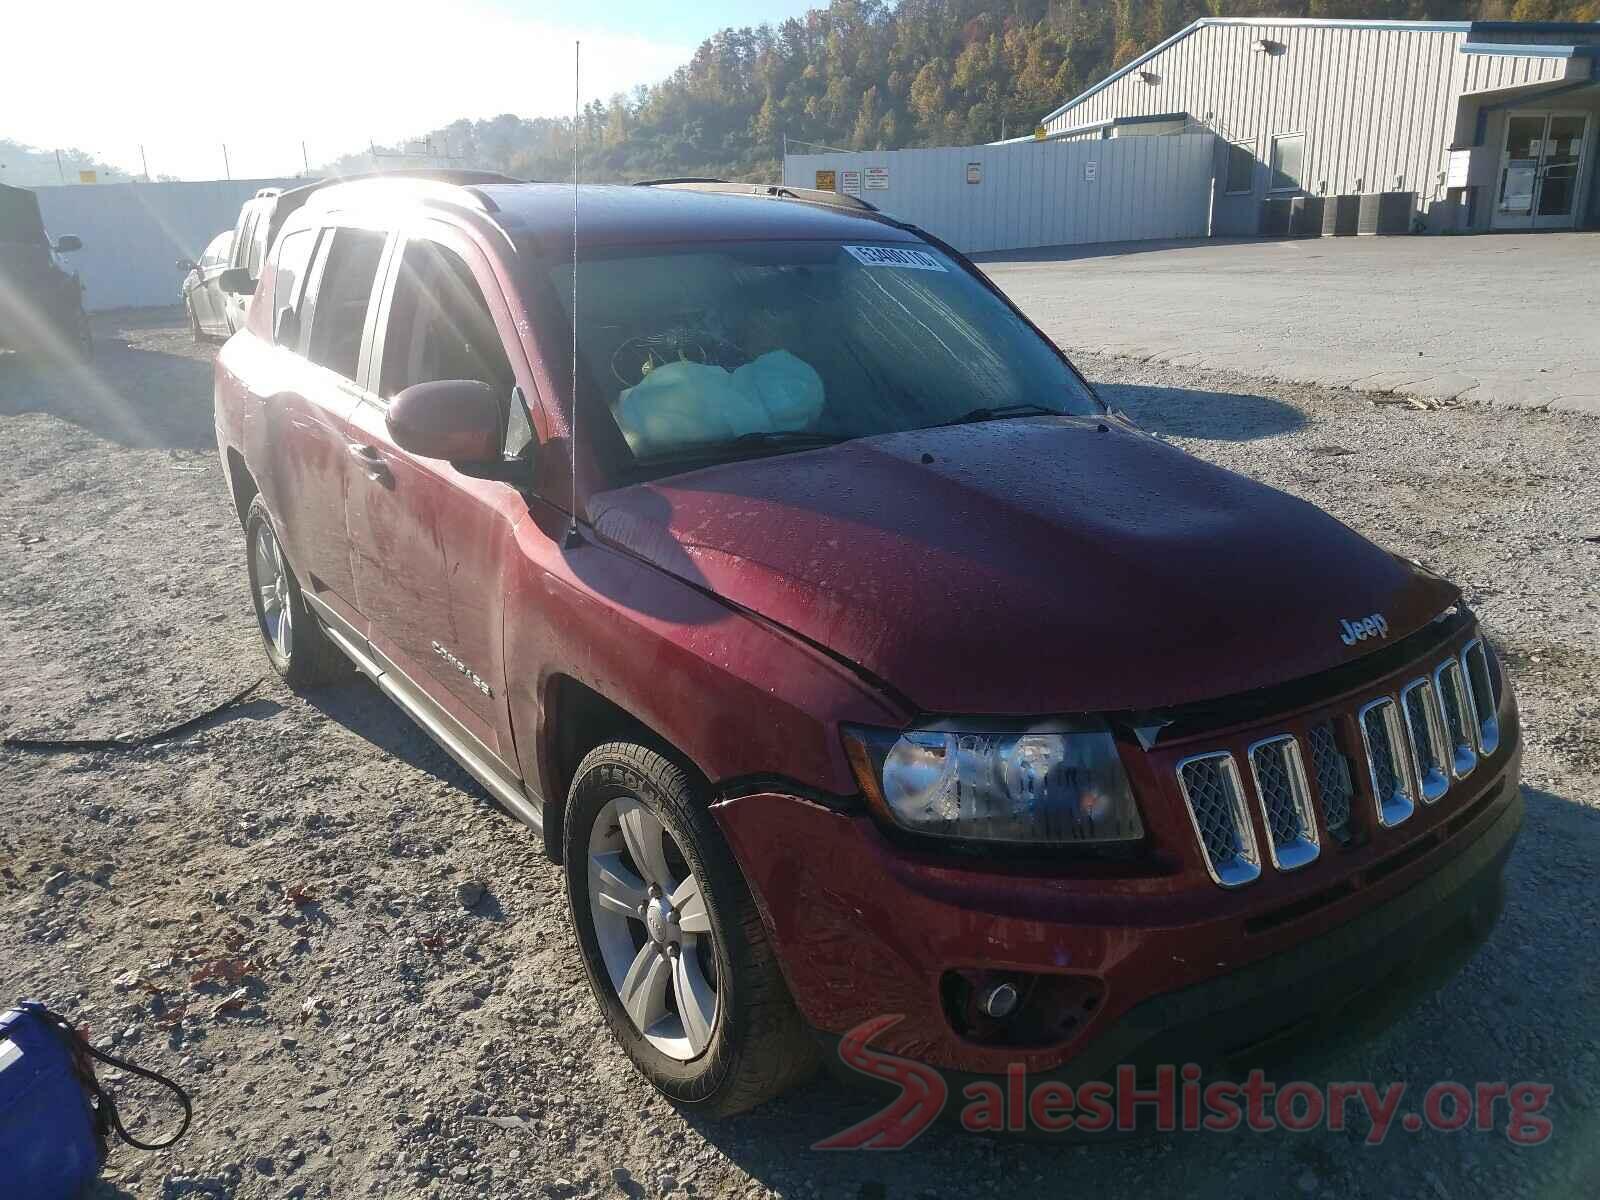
71;306;92;361
564;742;817;1115
243;495;347;687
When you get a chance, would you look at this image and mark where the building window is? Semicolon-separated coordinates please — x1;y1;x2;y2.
1224;141;1255;195
1270;133;1305;193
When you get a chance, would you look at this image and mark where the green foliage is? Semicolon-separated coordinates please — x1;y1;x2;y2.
322;0;1598;183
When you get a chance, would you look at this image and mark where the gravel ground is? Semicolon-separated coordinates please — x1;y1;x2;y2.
1;312;1597;1200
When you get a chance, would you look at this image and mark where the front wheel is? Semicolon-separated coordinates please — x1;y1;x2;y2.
564;742;817;1115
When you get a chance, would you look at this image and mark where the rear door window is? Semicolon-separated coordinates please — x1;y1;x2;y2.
302;228;387;381
271;228;318;348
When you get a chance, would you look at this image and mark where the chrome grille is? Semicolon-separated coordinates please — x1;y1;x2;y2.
1434;659;1478;779
1306;722;1353;843
1401;678;1450;804
1247;736;1319;870
1174;637;1501;887
1359;697;1416;828
1176;752;1260;888
1461;639;1500;756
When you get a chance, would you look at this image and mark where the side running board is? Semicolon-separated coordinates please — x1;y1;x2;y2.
303;595;544;834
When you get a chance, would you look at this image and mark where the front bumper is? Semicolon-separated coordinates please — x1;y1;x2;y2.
713;739;1520;1079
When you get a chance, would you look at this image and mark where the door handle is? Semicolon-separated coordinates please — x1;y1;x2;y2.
347;442;391;482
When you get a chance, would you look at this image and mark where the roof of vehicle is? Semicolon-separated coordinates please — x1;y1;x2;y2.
277;174;921;256
269;169;521;236
477;183;919;254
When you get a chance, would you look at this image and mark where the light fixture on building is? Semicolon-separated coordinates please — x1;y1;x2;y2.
1139;70;1160;85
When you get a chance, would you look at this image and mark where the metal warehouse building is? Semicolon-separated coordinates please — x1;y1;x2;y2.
1037;18;1600;236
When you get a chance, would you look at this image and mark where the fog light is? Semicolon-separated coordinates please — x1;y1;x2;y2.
979;981;1019;1019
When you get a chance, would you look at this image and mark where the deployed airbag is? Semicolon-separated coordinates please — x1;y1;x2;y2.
615;350;825;453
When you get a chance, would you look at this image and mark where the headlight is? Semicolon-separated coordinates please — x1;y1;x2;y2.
842;724;1144;845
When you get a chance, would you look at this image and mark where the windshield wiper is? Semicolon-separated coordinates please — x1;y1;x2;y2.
936;403;1063;427
644;430;851;464
729;430;851;447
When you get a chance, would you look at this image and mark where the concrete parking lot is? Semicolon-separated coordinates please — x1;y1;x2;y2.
980;233;1600;415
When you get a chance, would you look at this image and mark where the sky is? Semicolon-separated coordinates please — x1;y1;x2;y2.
2;0;816;182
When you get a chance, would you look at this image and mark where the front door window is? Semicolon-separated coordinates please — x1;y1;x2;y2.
1496;111;1591;230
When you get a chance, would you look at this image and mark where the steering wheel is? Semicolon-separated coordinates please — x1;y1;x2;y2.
610;322;750;388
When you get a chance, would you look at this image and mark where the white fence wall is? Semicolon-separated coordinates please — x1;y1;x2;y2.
32;178;297;311
784;134;1216;254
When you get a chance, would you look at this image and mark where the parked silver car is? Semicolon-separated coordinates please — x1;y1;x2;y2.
177;230;235;341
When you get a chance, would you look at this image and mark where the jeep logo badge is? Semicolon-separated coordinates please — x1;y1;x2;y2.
1339;613;1390;646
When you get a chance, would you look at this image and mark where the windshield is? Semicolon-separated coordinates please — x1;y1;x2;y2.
547;239;1100;466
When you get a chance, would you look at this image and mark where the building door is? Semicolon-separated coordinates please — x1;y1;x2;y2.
1494;112;1591;230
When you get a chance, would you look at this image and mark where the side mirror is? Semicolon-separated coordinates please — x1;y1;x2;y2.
175;258;198;274
386;380;503;465
218;266;255;296
53;235;82;253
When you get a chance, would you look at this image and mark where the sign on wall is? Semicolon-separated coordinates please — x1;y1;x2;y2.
1084;160;1098;183
966;162;982;184
864;166;889;190
815;169;837;191
78;170;98;185
841;169;862;194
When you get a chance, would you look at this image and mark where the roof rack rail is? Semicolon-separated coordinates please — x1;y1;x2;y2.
637;178;880;214
269;168;522;237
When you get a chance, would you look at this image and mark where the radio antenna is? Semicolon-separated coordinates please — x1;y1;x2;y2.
563;39;584;549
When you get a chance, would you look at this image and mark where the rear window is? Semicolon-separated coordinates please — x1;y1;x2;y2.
547;239;1098;465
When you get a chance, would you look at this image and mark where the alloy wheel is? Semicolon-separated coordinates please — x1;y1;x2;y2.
587;795;718;1060
253;522;293;661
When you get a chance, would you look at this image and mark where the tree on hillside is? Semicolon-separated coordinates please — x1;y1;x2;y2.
320;0;1600;183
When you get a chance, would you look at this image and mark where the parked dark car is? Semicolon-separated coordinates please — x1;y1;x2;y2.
0;182;90;360
177;230;236;341
214;174;1521;1119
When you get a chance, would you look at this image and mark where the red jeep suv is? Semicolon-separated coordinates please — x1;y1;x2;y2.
214;173;1521;1118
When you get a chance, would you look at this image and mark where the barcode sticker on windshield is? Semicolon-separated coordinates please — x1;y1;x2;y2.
842;245;947;272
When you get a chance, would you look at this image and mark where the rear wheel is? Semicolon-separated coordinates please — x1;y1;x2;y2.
564;742;816;1115
71;306;92;361
243;495;346;687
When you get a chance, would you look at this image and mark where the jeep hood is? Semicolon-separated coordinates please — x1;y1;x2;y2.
588;417;1458;714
